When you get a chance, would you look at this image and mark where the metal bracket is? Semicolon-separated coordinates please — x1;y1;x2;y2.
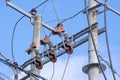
82;63;106;74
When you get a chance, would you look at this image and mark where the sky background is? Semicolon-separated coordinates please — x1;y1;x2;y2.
0;0;120;80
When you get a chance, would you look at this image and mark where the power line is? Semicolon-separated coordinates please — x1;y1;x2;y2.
99;55;120;79
0;52;8;60
61;55;70;80
11;16;25;62
47;0;60;37
61;9;85;23
34;0;49;9
84;0;107;80
104;1;116;80
45;8;84;24
50;0;60;23
0;72;13;80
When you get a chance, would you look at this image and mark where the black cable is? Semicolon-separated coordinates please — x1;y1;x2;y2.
11;16;25;62
45;7;84;23
34;0;49;9
84;0;107;80
61;8;85;23
11;0;49;62
104;1;116;80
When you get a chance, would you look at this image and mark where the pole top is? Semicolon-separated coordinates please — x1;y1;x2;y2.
30;8;37;15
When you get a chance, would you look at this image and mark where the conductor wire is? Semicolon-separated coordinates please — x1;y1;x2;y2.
50;63;55;80
61;55;70;80
104;0;116;79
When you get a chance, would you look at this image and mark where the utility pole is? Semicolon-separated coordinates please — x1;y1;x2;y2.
30;10;42;80
82;0;105;80
88;0;99;80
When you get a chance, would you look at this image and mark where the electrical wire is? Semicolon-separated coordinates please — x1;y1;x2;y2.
115;72;120;78
45;7;85;24
104;1;116;80
99;55;120;78
0;72;13;80
84;0;107;80
48;7;85;37
50;63;55;80
0;52;8;60
34;0;49;9
61;55;70;80
47;0;60;37
50;0;60;23
0;58;48;80
11;16;25;62
61;8;85;23
41;2;57;78
41;0;50;17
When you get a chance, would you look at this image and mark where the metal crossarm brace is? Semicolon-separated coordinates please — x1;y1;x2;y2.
41;22;55;31
0;58;48;80
95;0;120;16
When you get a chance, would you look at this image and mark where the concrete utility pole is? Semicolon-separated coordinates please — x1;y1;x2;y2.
82;0;106;80
88;0;99;80
30;14;42;80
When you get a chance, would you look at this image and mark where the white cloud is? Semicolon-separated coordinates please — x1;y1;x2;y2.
40;55;88;80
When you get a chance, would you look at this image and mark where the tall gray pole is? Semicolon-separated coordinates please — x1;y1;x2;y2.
88;0;99;80
30;14;42;80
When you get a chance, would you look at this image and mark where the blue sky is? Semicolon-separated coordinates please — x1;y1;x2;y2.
0;0;120;80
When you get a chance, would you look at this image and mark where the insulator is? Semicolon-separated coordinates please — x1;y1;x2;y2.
40;35;51;45
47;52;57;63
52;23;64;35
30;41;36;48
48;42;55;52
33;59;43;70
26;41;36;54
64;32;71;43
62;43;73;54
